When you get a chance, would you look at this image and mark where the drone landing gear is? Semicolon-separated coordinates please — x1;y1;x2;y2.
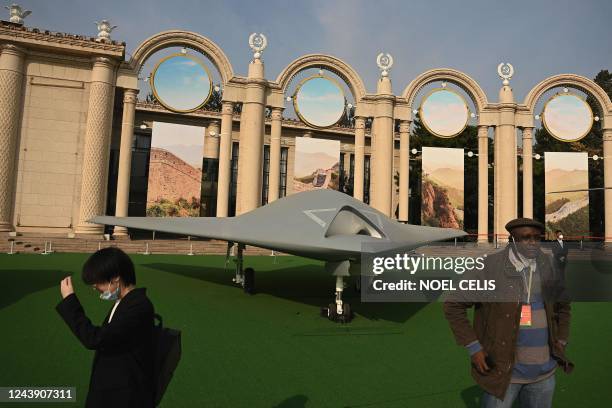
321;262;354;323
243;267;255;295
230;243;255;294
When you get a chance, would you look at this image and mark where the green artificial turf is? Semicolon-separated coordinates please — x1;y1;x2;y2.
0;253;611;407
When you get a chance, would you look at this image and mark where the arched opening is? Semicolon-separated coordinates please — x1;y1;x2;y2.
401;70;489;241
527;81;608;241
274;55;368;200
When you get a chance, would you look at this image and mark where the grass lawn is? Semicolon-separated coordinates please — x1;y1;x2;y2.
0;253;610;407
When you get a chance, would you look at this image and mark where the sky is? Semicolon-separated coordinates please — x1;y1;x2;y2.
545;151;589;172
422;147;464;172
20;0;612;102
151;122;204;167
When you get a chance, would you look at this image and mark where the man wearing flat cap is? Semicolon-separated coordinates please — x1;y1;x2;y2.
444;217;573;408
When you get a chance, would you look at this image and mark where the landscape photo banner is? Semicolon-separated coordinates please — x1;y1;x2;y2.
544;152;589;238
421;147;464;229
146;122;204;217
293;137;340;193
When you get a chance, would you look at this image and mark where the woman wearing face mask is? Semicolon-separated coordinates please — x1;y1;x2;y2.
56;247;155;408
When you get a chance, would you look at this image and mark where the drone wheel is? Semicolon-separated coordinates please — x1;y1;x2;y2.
244;268;255;294
343;303;352;321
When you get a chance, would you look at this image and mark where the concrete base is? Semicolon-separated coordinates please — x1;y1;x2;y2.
74;223;104;235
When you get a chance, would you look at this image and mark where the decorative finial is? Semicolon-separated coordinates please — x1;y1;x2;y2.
497;62;514;86
376;53;394;78
248;33;267;60
95;20;117;42
5;3;31;24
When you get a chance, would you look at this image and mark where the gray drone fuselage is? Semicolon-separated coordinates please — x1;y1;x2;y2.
92;189;466;263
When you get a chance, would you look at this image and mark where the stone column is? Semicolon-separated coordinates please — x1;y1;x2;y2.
522;127;534;219
604;128;612;244
216;101;234;217
112;88;138;237
477;125;489;243
398;120;410;222
75;57;116;234
236;59;266;215
0;44;26;232
370;77;395;216
268;107;283;202
494;84;518;241
204;120;220;159
353;116;366;201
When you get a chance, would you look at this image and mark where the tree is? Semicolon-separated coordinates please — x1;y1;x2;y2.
337;104;355;128
202;85;222;111
145;91;157;103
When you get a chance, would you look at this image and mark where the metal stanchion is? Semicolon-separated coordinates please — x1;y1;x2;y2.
41;241;50;255
98;242;101;251
143;242;150;255
187;243;194;256
8;241;15;255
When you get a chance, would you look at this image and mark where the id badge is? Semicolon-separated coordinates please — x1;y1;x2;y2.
520;304;532;327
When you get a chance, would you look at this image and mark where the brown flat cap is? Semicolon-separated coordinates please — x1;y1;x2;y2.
505;217;545;233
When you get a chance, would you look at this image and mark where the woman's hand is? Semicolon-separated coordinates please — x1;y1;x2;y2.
60;276;75;299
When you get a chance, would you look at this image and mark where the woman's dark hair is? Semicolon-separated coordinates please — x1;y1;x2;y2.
82;247;136;286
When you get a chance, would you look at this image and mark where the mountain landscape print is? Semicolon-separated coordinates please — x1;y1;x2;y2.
146;122;204;217
544;152;589;238
293;137;340;193
421;147;464;229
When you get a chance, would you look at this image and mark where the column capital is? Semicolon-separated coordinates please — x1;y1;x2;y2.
207;119;220;129
91;55;116;68
0;43;27;57
522;126;534;140
271;107;283;120
123;88;138;103
354;116;366;129
603;128;612;141
221;101;234;114
477;125;488;137
399;120;411;133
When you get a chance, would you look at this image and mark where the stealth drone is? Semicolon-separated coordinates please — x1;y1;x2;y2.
92;189;465;322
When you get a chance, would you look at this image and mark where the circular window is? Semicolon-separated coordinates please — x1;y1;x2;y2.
420;88;470;138
542;93;593;142
294;75;346;128
150;54;213;113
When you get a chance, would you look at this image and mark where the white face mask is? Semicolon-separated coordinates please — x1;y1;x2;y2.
100;281;120;301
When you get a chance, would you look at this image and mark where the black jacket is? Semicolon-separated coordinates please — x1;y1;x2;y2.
552;240;569;266
56;288;155;408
